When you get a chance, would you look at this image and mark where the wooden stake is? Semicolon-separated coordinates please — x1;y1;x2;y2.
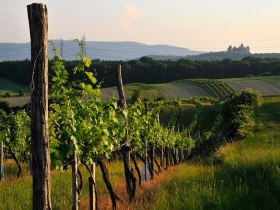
117;65;136;200
0;141;3;181
89;163;96;210
27;3;51;210
72;151;79;210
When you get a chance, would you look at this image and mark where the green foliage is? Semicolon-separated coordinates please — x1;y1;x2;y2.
223;89;262;139
48;42;130;170
129;89;142;104
0;109;31;163
126;99;195;154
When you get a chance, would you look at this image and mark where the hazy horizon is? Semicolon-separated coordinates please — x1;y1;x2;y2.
1;0;280;53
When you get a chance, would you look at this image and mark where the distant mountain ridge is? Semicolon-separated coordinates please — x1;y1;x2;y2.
149;44;280;61
0;41;203;61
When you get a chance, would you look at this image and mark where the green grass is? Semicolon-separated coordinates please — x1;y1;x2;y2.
0;161;125;210
148;96;280;210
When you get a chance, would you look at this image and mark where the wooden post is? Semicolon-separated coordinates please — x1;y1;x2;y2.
144;102;148;181
89;163;96;210
150;146;154;179
72;151;79;210
27;3;52;210
0;141;3;181
144;138;147;181
116;65;129;145
160;146;164;168
117;65;136;200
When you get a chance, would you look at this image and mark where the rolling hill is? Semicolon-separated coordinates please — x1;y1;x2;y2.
0;41;202;61
1;76;280;107
102;76;280;100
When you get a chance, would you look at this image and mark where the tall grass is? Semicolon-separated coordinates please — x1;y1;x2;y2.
148;97;280;210
0;160;125;210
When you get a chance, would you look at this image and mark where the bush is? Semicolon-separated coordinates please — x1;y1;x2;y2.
223;89;262;139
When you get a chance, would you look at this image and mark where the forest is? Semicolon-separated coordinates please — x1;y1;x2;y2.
0;56;280;88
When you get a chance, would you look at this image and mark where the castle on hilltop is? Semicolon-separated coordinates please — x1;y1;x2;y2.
226;43;251;55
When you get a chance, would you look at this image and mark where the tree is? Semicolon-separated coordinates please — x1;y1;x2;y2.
223;89;262;139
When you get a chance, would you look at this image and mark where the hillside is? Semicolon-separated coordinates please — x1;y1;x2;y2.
0;41;202;61
1;76;280;107
102;76;280;100
147;96;280;210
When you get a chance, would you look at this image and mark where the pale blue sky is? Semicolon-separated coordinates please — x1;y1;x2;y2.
1;0;280;52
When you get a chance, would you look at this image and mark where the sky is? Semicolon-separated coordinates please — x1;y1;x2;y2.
1;0;280;53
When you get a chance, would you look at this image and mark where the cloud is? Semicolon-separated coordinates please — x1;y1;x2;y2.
123;4;143;29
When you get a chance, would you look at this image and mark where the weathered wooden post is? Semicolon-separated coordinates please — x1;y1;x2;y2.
144;138;147;181
117;65;136;201
144;102;148;181
27;3;52;210
89;163;96;210
72;151;79;210
0;141;3;181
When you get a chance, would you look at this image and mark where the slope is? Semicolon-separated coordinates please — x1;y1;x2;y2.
147;96;280;210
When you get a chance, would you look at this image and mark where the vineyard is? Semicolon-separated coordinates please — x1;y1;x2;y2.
0;49;264;209
99;76;280;101
0;4;279;210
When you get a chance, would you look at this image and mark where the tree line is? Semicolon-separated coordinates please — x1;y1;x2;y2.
0;57;280;88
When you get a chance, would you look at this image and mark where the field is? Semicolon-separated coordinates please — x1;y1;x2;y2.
222;76;280;96
1;76;280;107
102;76;280;101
